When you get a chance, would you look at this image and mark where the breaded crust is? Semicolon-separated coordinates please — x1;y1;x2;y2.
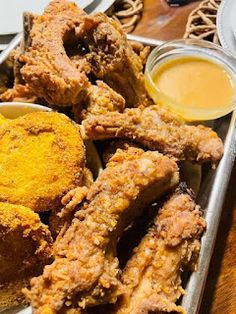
0;202;53;308
0;111;85;211
114;185;206;314
24;148;179;314
20;0;89;106
82;105;224;164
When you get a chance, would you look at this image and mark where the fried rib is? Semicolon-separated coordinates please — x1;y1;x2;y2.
24;147;179;313
82;105;224;164
114;185;206;314
75;12;150;107
0;112;85;212
20;0;89;106
3;0;149;111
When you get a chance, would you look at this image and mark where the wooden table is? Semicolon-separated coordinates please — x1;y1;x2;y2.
133;1;236;313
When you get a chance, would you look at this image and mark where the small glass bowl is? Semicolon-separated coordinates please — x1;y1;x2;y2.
145;39;236;121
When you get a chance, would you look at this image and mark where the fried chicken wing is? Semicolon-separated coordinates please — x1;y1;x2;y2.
113;184;206;314
82;105;224;164
19;0;89;106
24;147;179;313
0;112;85;212
0;202;52;308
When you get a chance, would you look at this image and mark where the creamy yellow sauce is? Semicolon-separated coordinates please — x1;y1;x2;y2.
146;56;235;120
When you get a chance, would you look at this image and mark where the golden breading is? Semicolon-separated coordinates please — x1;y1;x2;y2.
0;202;53;308
0;113;7;125
0;112;85;212
19;0;89;106
113;186;206;314
82;105;224;165
0;278;29;309
24;147;179;314
49;168;94;239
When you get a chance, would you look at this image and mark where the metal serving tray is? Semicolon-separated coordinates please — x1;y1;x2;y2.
0;35;236;314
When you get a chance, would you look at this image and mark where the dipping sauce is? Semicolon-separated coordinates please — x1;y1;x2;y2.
145;55;236;120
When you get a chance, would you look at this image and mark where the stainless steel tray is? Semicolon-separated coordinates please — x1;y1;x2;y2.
0;35;236;314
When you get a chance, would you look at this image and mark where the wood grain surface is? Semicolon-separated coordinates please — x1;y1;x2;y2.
133;0;236;313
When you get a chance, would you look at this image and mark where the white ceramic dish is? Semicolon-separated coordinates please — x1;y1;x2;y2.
0;102;52;118
217;0;236;57
0;0;95;35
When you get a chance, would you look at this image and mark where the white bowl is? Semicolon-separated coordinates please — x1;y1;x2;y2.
0;102;52;118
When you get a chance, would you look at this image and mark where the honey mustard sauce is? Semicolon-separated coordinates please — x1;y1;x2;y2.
145;56;235;120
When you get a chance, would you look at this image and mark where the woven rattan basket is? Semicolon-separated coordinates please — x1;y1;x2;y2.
109;0;144;32
184;0;222;44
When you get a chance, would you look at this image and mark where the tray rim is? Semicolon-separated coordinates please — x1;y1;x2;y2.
182;109;236;313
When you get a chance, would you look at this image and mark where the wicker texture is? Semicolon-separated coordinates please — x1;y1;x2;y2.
110;0;144;32
184;0;222;44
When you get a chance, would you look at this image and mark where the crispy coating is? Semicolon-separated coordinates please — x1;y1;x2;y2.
113;185;206;314
24;147;179;313
0;113;7;125
49;168;93;239
20;0;89;106
0;202;53;308
0;278;29;309
102;139;140;164
0;112;85;212
0;83;38;103
82;105;224;164
74;81;125;122
2;0;150;112
76;12;150;107
129;41;151;66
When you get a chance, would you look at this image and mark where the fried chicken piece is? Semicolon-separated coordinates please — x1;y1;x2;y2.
82;105;224;164
49;168;93;239
0;112;85;212
129;41;151;66
74;81;125;122
75;12;150;107
0;202;53;308
19;0;89;106
24;147;179;313
102;139;140;164
113;184;206;314
0;83;38;103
